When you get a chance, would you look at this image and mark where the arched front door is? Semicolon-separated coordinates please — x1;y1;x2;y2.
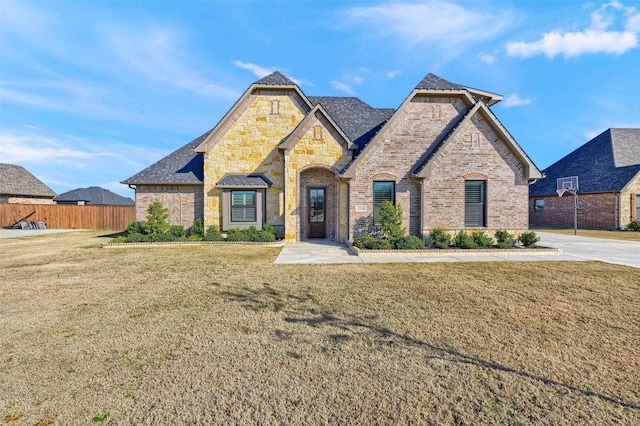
300;167;337;241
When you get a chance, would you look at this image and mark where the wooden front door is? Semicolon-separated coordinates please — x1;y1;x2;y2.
308;188;326;238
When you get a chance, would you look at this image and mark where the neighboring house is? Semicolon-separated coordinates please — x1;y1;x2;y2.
123;71;542;242
529;128;640;229
0;163;56;204
54;186;135;206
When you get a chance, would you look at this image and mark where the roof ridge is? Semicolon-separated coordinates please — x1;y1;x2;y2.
254;71;297;86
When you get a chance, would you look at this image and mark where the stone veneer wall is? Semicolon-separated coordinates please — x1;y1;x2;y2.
421;112;528;234
203;92;308;231
348;96;468;240
135;185;203;228
1;196;55;204
283;113;351;242
620;173;640;226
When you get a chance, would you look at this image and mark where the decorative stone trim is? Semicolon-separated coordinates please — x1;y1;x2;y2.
346;241;561;257
102;240;285;248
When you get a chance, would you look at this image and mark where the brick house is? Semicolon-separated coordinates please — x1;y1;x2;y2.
529;128;640;230
123;72;542;242
0;163;56;204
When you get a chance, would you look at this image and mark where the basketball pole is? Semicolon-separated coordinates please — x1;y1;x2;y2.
557;188;578;235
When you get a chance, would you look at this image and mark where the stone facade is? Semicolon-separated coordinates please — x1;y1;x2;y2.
135;185;203;227
621;173;640;226
0;196;55;205
202;93;307;232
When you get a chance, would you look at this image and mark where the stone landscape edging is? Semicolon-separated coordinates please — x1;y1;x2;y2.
346;241;561;257
102;240;286;248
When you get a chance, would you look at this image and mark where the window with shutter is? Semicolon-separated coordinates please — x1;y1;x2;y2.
373;181;395;226
231;190;257;222
465;180;485;227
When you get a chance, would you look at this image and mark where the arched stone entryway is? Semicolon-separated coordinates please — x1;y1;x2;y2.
299;166;340;241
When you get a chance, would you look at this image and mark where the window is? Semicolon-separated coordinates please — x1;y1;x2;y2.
465;180;486;227
231;190;257;222
373;181;395;226
534;199;545;211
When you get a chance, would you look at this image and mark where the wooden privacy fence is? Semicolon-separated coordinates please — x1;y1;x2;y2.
0;204;135;231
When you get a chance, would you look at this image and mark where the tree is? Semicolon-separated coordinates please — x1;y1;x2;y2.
379;201;405;240
142;200;170;236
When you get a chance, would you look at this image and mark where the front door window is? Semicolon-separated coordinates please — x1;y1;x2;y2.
309;188;326;238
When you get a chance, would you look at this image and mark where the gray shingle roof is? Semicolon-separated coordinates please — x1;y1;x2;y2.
54;186;134;205
216;173;272;188
307;97;393;149
254;71;297;86
121;130;212;185
415;73;465;91
0;163;56;197
529;128;640;196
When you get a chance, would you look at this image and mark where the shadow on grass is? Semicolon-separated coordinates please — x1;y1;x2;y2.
221;282;640;412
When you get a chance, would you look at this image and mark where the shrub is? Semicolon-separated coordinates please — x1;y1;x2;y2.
110;236;126;243
263;223;277;236
226;228;250;242
126;220;144;235
244;225;276;242
454;230;478;249
142;200;170;236
494;229;514;249
149;232;175;242
391;235;425;250
518;231;540;248
189;218;204;238
204;225;223;241
352;234;393;250
472;230;493;248
429;227;451;249
168;225;186;239
627;221;640;231
125;233;149;243
379;201;405;240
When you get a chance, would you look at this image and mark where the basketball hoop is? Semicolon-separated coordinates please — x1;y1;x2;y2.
556;188;567;197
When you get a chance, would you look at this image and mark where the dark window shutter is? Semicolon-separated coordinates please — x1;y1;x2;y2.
465;181;485;227
373;181;395;226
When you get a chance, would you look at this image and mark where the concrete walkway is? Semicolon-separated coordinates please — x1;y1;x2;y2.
275;233;640;267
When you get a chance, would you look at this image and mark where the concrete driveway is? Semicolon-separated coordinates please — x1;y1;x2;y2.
537;232;640;269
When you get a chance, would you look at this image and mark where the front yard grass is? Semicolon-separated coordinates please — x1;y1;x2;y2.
1;231;639;424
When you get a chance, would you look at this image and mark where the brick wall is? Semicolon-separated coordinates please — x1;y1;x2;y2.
135;185;203;228
529;193;618;229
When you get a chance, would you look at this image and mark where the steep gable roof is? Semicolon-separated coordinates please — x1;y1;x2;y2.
0;163;56;197
255;71;297;86
530;128;640;196
414;73;503;106
307;97;393;151
279;104;353;151
121;130;211;185
54;186;135;205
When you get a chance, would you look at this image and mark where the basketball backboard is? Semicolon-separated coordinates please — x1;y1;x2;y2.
557;176;578;191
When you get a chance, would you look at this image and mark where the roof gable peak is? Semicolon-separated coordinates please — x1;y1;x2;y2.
254;71;297;87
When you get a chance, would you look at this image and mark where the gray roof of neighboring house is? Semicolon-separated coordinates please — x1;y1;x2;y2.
255;71;297;86
121;130;212;185
216;173;273;188
54;186;135;205
307;96;393;150
0;163;57;197
529;128;640;196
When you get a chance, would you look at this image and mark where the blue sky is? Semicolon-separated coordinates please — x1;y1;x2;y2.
1;0;639;198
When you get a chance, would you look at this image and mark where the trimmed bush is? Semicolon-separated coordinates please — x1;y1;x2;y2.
380;201;405;240
189;218;204;238
149;232;175;242
494;229;513;249
518;231;540;248
429;227;451;249
142;200;171;236
627;221;640;231
125;233;149;243
472;230;493;248
126;220;144;235
226;228;250;242
454;230;478;249
204;225;224;241
352;234;393;250
168;225;186;239
391;235;424;250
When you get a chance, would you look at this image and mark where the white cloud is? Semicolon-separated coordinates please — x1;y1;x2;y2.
502;94;532;108
233;61;274;78
344;1;515;58
331;81;355;95
478;53;495;64
386;70;401;79
507;2;640;58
